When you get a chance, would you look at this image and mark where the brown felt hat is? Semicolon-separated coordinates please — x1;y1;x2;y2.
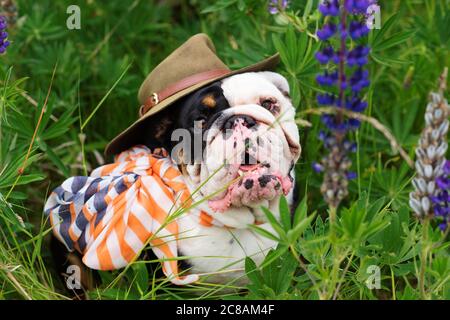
105;33;280;156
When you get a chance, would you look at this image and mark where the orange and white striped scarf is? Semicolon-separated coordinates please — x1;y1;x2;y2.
44;145;212;285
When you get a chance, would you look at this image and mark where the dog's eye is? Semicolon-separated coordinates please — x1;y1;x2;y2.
260;98;278;113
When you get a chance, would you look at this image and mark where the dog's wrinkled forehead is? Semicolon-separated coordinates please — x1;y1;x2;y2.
221;71;291;107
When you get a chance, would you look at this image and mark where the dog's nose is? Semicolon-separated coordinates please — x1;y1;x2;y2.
223;115;257;130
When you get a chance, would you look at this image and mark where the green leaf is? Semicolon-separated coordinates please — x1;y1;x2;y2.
261;206;286;240
0;151;43;189
374;30;416;51
261;249;297;295
370;52;410;66
245;257;264;288
38;140;70;176
293;195;308;227
272;34;289;69
287;212;315;244
248;224;280;242
131;263;149;296
201;0;238;14
259;245;289;270
278;195;291;231
303;0;314;19
341;205;366;239
371;13;399;47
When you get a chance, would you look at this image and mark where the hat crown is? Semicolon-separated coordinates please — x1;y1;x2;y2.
138;34;230;105
105;33;279;156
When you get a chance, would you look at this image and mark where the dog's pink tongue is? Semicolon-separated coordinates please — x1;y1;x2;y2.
240;164;259;171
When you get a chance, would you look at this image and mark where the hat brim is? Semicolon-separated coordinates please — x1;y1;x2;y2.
105;53;280;156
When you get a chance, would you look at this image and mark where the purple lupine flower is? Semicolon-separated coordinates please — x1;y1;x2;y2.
315;46;338;64
436;176;450;190
431;160;450;230
0;16;10;54
349;68;370;92
268;0;288;15
345;96;368;112
321;114;358;132
346;171;357;180
316;70;339;86
317;93;337;105
349;21;370;39
319;0;340;16
317;23;337;41
345;0;377;14
312;162;324;173
314;0;373;208
347;46;370;67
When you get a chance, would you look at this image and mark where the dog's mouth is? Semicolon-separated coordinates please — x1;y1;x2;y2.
207;161;292;213
198;108;297;213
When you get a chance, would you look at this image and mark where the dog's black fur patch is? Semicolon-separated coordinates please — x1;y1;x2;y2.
49;234;101;297
141;81;230;161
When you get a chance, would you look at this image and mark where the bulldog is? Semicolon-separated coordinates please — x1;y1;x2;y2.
49;70;301;294
143;70;301;284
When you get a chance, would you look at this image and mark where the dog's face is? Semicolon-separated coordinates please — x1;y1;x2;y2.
145;71;301;226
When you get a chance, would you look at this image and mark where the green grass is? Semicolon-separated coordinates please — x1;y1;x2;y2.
0;0;449;300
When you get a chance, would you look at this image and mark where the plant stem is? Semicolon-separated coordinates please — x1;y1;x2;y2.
290;244;324;299
2;267;32;300
332;251;354;300
329;205;337;238
419;217;430;300
5;63;57;201
328;205;338;299
81;63;131;130
390;266;396;300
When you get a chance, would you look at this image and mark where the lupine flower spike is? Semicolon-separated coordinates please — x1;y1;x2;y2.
313;0;374;208
0;15;10;54
410;68;449;231
268;0;288;15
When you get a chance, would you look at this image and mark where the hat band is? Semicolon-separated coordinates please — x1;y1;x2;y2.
140;68;231;116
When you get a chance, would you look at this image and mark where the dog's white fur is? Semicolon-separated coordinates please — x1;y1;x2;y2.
177;71;300;284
